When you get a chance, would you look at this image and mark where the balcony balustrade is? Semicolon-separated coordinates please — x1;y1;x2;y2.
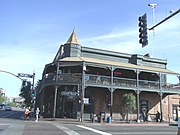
44;73;56;85
44;73;180;92
57;73;81;83
44;73;82;85
161;83;180;91
85;74;111;85
139;80;159;89
113;77;136;88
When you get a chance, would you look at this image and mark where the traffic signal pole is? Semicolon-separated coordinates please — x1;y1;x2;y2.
0;70;25;81
149;9;180;30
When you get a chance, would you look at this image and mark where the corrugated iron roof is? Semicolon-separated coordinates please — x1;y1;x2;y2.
60;57;179;75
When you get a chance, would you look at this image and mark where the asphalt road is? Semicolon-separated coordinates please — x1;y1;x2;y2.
0;109;178;135
0;107;26;120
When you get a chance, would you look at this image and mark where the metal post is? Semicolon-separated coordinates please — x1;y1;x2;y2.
0;70;25;81
152;6;156;36
160;92;163;122
148;3;157;36
136;91;140;122
136;69;140;122
53;63;59;119
159;73;163;122
53;85;58;118
31;72;36;115
149;8;180;30
152;7;156;26
168;95;170;124
80;62;85;122
110;91;113;117
110;66;114;118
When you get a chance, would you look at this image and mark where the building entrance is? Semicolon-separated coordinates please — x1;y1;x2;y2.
140;100;148;121
63;100;73;118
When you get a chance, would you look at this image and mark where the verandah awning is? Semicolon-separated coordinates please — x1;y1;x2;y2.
59;57;179;75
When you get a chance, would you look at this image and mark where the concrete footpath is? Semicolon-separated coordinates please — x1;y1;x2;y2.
22;121;68;135
0;118;177;135
41;118;176;127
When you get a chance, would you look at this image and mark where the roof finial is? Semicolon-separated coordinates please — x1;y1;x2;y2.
66;29;80;45
73;27;75;32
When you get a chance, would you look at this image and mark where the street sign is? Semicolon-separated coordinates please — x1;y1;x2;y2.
61;91;78;96
18;73;33;78
84;98;89;104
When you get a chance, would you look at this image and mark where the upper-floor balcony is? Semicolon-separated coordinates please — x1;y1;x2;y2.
44;73;82;85
44;73;180;94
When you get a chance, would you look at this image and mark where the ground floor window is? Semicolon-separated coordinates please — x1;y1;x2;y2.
172;104;179;121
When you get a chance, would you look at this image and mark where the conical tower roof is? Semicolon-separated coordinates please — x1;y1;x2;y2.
66;30;80;45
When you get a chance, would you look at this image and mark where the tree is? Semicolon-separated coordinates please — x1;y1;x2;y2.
0;91;6;103
122;93;136;122
19;81;32;107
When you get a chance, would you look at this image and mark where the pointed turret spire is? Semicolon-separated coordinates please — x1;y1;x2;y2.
66;29;80;45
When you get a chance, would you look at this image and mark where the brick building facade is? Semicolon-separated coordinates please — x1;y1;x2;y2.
36;31;180;122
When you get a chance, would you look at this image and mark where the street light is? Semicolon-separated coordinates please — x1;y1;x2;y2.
148;3;157;36
148;4;157;25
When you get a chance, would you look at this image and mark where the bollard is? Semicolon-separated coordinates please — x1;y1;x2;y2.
100;116;103;123
92;114;95;123
91;116;94;123
107;116;112;123
177;107;180;135
178;118;180;135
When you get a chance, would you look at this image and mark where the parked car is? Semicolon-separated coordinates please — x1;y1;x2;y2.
5;106;12;111
0;104;6;109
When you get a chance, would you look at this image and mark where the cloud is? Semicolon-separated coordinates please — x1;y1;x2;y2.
81;29;141;54
0;44;54;79
83;30;136;41
80;13;180;58
80;19;180;75
148;14;180;54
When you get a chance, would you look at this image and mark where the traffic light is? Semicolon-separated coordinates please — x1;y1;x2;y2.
22;80;27;87
138;13;148;48
31;89;35;97
77;84;80;96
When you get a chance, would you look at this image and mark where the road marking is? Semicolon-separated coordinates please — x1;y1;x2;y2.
53;124;80;135
111;132;176;134
77;125;112;135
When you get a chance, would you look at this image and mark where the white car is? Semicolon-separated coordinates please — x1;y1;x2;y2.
5;106;12;111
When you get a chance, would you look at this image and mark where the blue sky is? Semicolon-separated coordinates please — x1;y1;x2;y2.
0;0;180;97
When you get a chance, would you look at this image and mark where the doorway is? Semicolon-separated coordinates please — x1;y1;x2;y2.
64;101;73;118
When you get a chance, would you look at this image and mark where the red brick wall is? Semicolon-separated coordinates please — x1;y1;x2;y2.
90;88;180;121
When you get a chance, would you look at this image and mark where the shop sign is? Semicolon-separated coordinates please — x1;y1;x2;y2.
61;91;78;96
140;100;148;113
84;98;89;104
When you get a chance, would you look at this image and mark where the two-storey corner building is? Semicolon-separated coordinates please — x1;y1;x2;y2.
37;30;180;122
